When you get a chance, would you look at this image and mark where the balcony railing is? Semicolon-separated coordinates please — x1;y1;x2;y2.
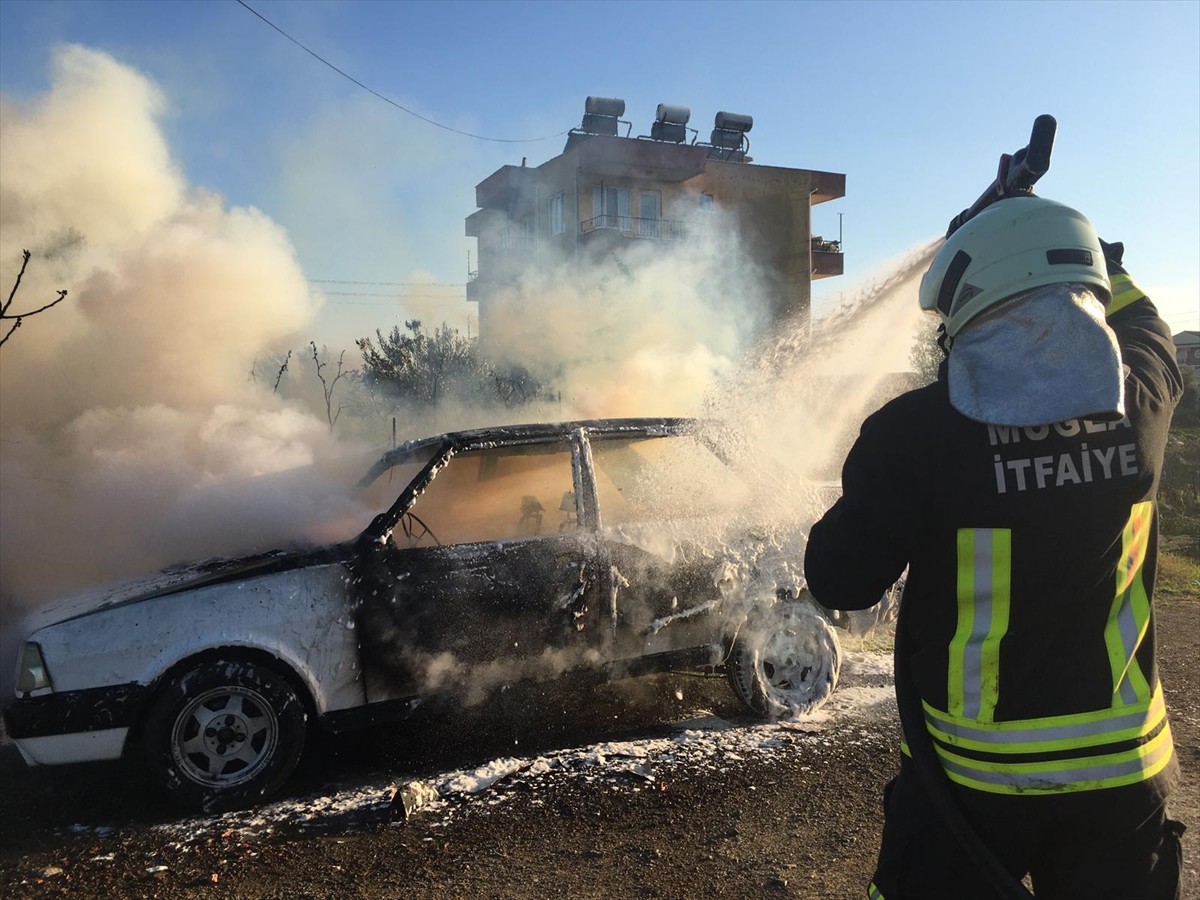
580;215;688;241
500;227;535;250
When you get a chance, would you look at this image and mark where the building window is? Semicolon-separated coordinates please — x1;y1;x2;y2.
548;192;565;236
699;193;715;212
639;191;661;238
593;186;631;230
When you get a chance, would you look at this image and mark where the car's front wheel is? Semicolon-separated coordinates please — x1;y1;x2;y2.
142;658;308;812
726;600;841;719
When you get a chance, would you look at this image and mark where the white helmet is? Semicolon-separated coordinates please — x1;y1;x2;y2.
919;196;1111;337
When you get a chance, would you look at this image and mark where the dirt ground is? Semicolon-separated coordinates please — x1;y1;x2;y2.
1;600;1196;900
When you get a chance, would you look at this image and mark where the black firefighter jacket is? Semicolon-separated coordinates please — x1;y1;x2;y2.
804;282;1184;797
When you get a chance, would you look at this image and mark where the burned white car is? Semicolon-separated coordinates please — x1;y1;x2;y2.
5;418;872;812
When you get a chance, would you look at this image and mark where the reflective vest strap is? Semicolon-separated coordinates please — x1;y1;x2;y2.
923;685;1168;754
1107;273;1148;317
1106;502;1154;705
948;528;1011;721
868;883;886;900
934;721;1174;796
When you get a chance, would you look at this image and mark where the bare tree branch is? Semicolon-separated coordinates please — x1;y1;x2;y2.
1;250;31;317
273;349;292;394
309;342;351;433
0;250;69;350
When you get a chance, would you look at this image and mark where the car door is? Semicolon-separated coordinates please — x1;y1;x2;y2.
586;433;742;659
352;440;603;699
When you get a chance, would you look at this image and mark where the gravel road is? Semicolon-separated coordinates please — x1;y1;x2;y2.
2;601;1196;899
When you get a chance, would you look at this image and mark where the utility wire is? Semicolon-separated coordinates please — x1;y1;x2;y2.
321;294;465;301
310;279;464;287
234;0;568;144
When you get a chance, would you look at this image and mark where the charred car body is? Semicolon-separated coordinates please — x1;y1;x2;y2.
4;418;885;812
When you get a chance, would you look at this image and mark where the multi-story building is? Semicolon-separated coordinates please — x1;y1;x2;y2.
1174;330;1199;373
465;97;844;340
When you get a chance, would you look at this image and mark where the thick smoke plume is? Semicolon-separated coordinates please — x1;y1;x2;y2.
0;47;361;623
482;212;768;421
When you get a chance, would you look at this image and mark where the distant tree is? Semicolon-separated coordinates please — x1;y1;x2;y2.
909;323;945;386
357;320;483;406
356;319;543;409
1;250;68;349
491;363;545;408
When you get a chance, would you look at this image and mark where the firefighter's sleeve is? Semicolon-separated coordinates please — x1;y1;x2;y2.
1105;270;1184;410
804;408;922;610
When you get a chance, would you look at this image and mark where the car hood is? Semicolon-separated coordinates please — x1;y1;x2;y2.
20;544;353;636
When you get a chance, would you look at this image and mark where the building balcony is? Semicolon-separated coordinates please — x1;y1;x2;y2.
811;236;844;278
579;215;688;241
495;226;533;250
466;273;484;302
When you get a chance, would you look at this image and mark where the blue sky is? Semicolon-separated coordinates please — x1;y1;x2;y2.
1;0;1197;345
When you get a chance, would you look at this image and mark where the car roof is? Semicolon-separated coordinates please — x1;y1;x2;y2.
384;416;697;464
356;417;701;496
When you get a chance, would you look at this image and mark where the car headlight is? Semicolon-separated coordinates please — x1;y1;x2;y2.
16;642;51;693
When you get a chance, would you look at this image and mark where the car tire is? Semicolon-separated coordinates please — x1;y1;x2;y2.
142;657;308;813
726;600;841;719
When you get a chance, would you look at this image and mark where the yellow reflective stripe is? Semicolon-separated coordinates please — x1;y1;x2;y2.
923;685;1167;754
981;531;1011;722
948;530;974;716
1107;273;1147;316
1107;502;1154;705
934;721;1174;795
948;529;1011;721
868;883;886;900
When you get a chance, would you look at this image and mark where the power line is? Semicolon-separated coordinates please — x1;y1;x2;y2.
323;291;468;300
234;0;569;144
310;279;464;287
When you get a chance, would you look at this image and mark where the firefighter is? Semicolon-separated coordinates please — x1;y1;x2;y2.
804;196;1185;899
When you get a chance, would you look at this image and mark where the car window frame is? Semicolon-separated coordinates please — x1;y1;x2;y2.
355;419;718;546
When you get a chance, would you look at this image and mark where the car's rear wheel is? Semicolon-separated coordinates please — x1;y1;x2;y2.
726;600;841;719
142;658;307;812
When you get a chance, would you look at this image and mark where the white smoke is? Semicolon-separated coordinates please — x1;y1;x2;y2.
0;46;360;618
482;210;770;420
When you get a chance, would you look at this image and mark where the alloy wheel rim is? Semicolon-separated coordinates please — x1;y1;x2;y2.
171;685;279;787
